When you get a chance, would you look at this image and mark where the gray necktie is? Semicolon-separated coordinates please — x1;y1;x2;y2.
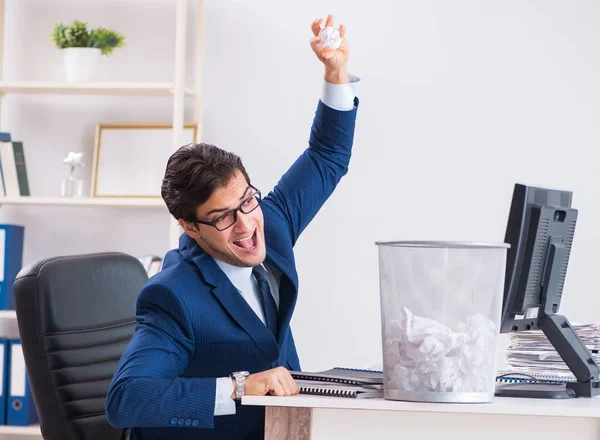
253;266;278;337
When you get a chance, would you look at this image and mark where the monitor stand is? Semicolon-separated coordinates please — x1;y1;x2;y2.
495;314;600;399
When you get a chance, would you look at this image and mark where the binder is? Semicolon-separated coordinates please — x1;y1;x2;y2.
7;340;37;426
0;225;24;310
0;339;8;424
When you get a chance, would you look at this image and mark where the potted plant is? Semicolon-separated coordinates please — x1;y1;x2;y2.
51;20;125;82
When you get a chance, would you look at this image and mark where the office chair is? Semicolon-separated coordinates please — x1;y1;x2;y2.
13;252;148;440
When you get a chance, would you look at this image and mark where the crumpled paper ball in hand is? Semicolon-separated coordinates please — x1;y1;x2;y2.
318;26;342;50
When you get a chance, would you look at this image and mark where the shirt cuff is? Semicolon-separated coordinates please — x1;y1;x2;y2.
320;74;360;111
214;377;236;416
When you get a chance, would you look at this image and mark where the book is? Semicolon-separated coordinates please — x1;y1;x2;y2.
0;133;9;196
0;141;17;197
11;142;30;196
291;367;384;399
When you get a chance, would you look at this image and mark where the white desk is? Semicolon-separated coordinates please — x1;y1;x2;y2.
243;394;600;440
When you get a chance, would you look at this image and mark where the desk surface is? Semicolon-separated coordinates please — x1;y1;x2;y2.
243;394;600;418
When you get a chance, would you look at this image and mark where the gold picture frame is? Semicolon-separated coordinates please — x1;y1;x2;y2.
91;123;199;198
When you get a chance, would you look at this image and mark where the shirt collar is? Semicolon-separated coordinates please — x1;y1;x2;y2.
214;258;254;288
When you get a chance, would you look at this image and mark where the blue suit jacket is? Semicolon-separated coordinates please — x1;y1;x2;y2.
105;98;358;440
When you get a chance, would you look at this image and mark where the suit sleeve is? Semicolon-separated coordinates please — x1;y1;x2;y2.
105;282;218;429
263;98;359;245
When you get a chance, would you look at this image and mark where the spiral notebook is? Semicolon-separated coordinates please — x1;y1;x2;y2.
495;370;573;384
291;367;384;399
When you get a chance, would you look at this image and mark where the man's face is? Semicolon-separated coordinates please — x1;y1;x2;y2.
180;172;266;267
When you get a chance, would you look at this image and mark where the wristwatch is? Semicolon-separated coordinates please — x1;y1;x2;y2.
230;371;250;400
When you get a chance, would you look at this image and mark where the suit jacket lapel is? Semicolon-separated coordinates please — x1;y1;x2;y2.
211;280;279;362
265;252;298;346
183;236;279;363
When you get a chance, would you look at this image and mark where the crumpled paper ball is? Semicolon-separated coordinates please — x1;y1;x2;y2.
383;307;498;393
318;26;342;50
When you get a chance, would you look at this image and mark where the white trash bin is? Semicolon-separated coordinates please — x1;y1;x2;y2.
375;241;510;403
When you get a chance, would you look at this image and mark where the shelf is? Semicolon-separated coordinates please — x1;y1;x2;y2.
0;197;165;207
0;310;16;319
0;424;40;435
0;82;196;98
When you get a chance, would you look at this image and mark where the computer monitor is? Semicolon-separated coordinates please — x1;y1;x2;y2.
496;183;600;398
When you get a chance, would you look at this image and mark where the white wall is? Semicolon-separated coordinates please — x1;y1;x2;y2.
2;0;600;372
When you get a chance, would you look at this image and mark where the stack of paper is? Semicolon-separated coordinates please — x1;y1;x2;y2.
506;323;600;378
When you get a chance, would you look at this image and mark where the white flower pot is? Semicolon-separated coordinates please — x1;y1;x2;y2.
63;48;101;82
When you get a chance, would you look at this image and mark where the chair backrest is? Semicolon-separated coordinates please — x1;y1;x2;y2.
13;252;148;440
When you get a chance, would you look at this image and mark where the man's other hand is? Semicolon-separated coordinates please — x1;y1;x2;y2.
310;14;350;84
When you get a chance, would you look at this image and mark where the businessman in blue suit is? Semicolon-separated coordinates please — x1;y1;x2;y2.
106;14;359;440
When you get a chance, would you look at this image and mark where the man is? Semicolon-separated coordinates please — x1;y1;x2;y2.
106;14;360;440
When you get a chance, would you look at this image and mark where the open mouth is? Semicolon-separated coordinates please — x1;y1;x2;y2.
232;229;257;251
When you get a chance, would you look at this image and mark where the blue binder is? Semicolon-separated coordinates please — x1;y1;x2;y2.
7;340;37;426
0;225;24;310
0;339;8;424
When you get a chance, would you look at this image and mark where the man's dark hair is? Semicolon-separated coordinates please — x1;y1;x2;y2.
161;142;251;221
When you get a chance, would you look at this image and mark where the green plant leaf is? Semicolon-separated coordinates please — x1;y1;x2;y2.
51;20;125;55
89;28;126;55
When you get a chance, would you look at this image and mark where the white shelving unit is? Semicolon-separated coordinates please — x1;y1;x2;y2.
0;424;40;435
0;0;206;436
0;82;197;97
0;0;205;251
0;196;166;207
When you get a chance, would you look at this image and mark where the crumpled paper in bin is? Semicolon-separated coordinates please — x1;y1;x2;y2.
383;307;497;393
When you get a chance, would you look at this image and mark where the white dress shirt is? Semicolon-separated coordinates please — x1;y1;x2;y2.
213;75;360;416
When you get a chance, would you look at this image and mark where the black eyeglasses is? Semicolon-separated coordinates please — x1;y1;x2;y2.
190;187;262;231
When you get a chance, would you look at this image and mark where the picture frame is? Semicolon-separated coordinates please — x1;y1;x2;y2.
91;123;199;198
